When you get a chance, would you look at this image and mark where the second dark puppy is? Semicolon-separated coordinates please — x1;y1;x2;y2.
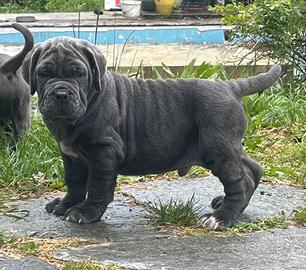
0;23;33;140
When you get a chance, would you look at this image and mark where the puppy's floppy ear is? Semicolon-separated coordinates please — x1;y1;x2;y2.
81;45;106;92
22;46;42;95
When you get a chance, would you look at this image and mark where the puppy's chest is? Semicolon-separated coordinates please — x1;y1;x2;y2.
59;141;80;159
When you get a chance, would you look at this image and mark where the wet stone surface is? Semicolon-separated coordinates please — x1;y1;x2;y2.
0;176;305;269
54;226;306;270
0;253;57;270
122;177;305;221
0;193;173;241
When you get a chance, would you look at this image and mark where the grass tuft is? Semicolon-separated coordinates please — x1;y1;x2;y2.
63;260;124;270
229;214;289;235
294;207;306;227
145;195;201;227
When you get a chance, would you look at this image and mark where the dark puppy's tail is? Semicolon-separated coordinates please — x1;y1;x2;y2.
227;65;282;99
0;23;34;74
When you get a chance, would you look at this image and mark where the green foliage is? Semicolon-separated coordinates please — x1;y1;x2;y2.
0;232;19;247
63;260;123;270
242;78;306;185
230;214;289;234
0;0;48;12
46;0;102;12
63;260;102;270
294;207;306;226
18;241;40;255
145;195;202;227
216;0;306;77
243;79;306;129
0;113;63;194
151;59;228;80
0;0;102;12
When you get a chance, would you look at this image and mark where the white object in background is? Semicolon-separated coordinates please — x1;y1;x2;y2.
104;0;122;10
216;0;225;4
121;0;141;17
175;0;183;7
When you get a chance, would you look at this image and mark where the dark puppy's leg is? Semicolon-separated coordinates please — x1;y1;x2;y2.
199;132;257;229
45;154;88;216
12;97;31;140
64;145;117;224
211;153;262;210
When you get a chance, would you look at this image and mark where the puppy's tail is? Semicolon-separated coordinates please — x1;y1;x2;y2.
227;65;282;99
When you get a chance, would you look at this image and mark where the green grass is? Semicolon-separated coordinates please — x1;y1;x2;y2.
243;79;306;129
0;232;40;256
63;260;124;270
241;79;306;187
144;195;291;235
0;231;96;263
0;112;63;206
243;126;306;186
145;195;201;227
0;113;62;184
18;241;40;256
0;232;19;248
230;214;289;234
179;214;290;237
294;207;306;226
0;0;103;13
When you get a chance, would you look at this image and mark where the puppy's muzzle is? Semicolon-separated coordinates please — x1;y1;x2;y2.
53;88;71;102
46;86;76;109
41;83;85;120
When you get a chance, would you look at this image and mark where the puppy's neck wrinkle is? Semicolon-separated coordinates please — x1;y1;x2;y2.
73;74;106;129
44;117;75;145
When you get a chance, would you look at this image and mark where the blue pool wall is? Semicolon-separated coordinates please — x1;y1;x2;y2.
0;27;225;45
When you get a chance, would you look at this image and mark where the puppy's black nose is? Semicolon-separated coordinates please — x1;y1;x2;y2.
55;90;68;101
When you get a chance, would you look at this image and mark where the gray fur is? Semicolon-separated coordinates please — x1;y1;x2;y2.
0;23;33;140
22;37;281;229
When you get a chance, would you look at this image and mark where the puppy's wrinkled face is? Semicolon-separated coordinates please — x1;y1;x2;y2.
35;46;88;121
23;37;105;124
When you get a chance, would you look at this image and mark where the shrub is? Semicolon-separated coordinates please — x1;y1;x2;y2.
0;0;102;12
46;0;102;12
216;0;306;78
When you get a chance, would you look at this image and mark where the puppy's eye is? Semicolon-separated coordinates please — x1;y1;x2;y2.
37;69;50;77
71;67;85;77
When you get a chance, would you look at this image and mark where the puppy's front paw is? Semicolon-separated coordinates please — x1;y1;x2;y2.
45;198;72;216
63;201;107;224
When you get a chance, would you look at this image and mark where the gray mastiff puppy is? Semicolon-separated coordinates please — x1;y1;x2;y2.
0;23;33;140
22;37;281;230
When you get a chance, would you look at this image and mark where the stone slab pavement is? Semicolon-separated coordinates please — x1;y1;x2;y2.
0;253;57;270
0;177;305;269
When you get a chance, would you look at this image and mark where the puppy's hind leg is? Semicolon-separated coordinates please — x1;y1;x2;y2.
241;153;263;190
210;153;263;211
198;132;257;230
